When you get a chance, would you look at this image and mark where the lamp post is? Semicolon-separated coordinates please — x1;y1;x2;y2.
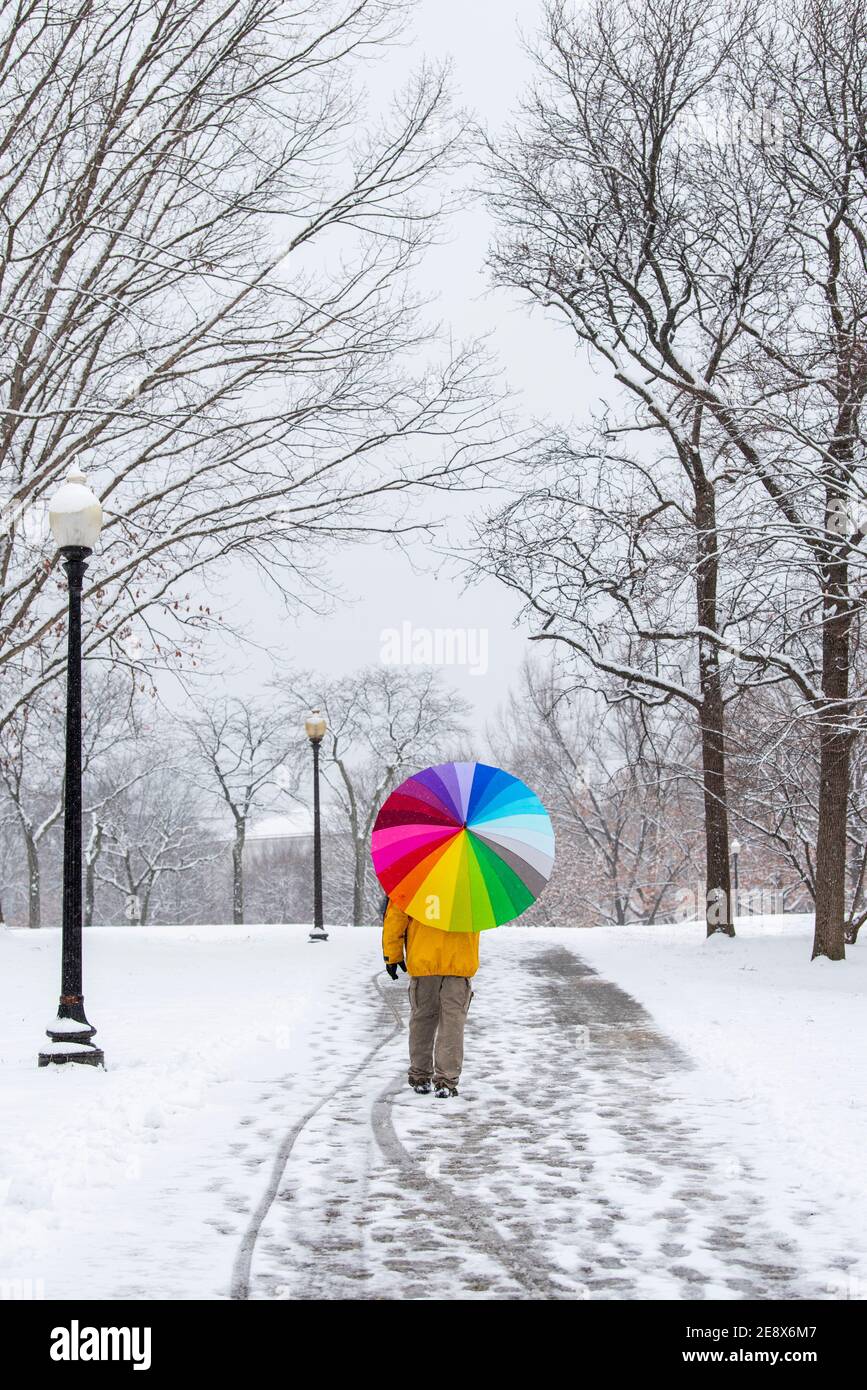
38;465;104;1068
305;710;328;943
731;838;741;920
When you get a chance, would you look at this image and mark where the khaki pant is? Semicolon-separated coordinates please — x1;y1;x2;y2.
408;975;474;1089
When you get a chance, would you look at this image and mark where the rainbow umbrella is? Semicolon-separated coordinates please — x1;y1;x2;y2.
371;761;555;932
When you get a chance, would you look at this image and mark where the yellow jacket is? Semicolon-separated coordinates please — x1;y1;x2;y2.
382;900;479;978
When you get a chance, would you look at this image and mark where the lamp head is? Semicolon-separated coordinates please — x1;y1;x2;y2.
305;709;327;742
49;464;103;552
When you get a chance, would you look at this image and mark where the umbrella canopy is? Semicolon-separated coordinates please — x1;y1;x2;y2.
371;761;555;932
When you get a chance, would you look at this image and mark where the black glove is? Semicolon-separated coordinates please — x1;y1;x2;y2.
385;961;407;980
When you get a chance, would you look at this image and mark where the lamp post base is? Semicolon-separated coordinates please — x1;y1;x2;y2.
38;1042;105;1067
308;928;329;942
38;1018;104;1068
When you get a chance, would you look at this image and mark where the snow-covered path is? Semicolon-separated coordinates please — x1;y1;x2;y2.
237;939;855;1301
2;921;863;1300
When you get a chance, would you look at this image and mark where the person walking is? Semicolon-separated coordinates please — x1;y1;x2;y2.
382;896;476;1098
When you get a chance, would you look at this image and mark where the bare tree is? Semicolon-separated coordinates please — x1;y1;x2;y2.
0;700;62;928
286;664;471;924
0;0;499;739
480;0;867;958
0;668;136;925
97;764;214;925
187;697;301;924
715;0;867;959
726;682;867;942
491;658;701;926
243;834;334;925
478;0;776;934
0;804;18;925
82;748;164;926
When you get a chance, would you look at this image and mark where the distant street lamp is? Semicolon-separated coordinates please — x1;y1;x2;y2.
305;710;328;943
39;465;104;1068
731;837;741;919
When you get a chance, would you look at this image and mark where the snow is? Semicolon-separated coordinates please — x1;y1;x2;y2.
247;809;314;840
571;912;867;1232
0;921;368;1300
43;1017;93;1033
0;915;865;1300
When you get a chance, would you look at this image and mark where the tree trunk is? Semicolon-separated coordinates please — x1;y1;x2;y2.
232;822;245;925
812;565;851;958
845;823;864;942
695;477;734;937
352;839;366;927
813;721;850;959
698;682;733;936
123;854;142;926
84;817;103;928
140;877;154;927
25;831;40;929
84;862;95;927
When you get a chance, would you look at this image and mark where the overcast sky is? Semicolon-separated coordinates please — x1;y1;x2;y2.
182;1;598;742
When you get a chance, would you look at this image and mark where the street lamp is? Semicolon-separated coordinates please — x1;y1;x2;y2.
38;465;104;1068
731;838;741;919
305;709;328;943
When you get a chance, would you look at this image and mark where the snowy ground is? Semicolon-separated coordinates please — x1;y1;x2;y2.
0;916;864;1301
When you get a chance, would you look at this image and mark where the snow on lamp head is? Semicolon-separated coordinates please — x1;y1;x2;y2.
304;709;327;742
48;464;103;552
